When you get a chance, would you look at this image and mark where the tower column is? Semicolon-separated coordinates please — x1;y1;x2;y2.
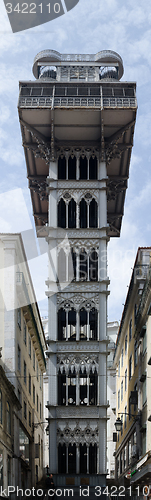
98;159;108;476
47;159;58;473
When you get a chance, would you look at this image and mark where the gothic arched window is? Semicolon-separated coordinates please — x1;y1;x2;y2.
89;368;98;405
68;198;76;228
68;156;76;179
58;156;66;179
89;250;98;281
80;308;87;340
58;369;66;405
79;249;88;281
89;156;97;179
79;156;88;179
58;199;66;228
68;308;76;341
89;199;98;228
80;444;87;473
58;444;66;473
89;444;97;473
89;308;98;340
80;199;87;228
58;308;66;340
58;249;66;283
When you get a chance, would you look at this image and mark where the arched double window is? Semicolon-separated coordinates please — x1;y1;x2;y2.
80;198;98;228
58;308;76;341
58;197;98;229
57;198;76;228
57;307;98;341
80;307;98;341
58;248;98;283
58;368;98;406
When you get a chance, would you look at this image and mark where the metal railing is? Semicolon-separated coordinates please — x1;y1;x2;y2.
19;95;137;109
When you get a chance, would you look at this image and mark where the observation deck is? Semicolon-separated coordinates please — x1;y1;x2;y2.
18;50;137;237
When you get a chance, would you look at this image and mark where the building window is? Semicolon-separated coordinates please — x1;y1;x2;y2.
40;402;42;420
134;383;138;412
134;341;138;367
33;350;35;370
121;415;123;436
24;361;27;384
124;406;127;429
24;401;27;420
29;411;31;427
37;361;39;380
118;390;120;409
123;447;126;469
40;372;42;390
121;381;123;401
129;355;132;380
17;308;21;329
0;390;2;424
18;345;21;372
128;439;131;465
125;368;127;391
125;335;127;355
120;452;123;474
23;321;26;345
37;394;39;412
118;360;120;377
129;319;132;342
33;385;35;404
121;348;123;367
143;330;147;354
134;303;137;325
29;374;31;395
28;335;31;358
129;396;131;421
7;456;11;486
18;389;21;405
142;378;147;405
6;402;11;434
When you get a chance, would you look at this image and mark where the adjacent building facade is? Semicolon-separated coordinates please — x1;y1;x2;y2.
0;233;46;491
113;247;151;497
18;49;137;487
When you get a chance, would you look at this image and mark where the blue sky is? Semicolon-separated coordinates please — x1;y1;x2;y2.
0;0;151;322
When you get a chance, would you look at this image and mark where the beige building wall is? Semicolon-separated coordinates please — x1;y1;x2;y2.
0;233;46;490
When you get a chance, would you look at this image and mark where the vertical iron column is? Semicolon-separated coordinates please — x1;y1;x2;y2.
47;159;58;473
98;159;109;476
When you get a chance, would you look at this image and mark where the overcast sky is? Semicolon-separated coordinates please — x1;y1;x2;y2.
0;0;151;322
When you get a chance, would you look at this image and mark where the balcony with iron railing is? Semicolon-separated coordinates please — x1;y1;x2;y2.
18;84;137;109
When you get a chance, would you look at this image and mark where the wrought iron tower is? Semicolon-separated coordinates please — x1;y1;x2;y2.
18;49;137;488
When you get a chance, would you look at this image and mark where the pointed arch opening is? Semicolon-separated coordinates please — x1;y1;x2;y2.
68;198;76;228
58;156;66;179
79;156;88;179
89;249;98;281
58;249;66;283
80;308;87;340
89;156;97;179
80;199;87;228
68;156;76;179
58;199;66;228
79;249;88;281
89;199;98;228
89;308;98;341
58;444;66;473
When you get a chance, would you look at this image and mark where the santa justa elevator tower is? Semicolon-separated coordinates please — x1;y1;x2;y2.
18;49;137;488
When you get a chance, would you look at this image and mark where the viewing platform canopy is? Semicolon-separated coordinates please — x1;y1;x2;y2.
32;49;124;82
